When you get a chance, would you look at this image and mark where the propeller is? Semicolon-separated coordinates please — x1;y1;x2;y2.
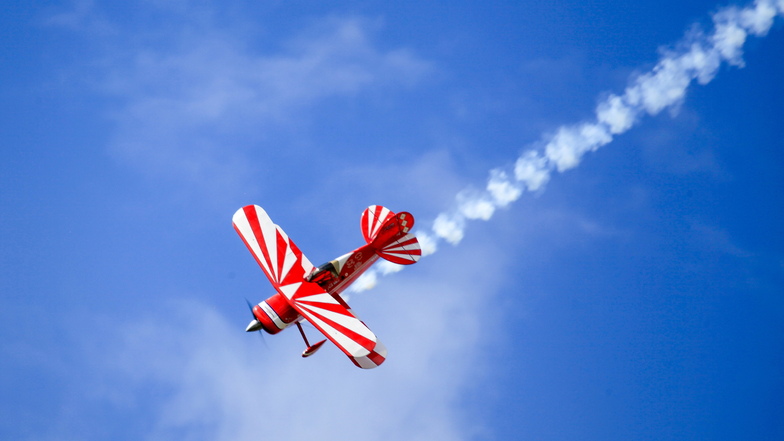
244;298;267;347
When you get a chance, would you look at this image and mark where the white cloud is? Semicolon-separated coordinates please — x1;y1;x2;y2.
544;123;613;172
596;94;637;135
432;212;466;245
627;56;693;115
377;260;405;275
740;0;779;35
415;231;440;257
58;6;431;199
43;0;115;35
713;13;749;65
352;270;379;292
83;232;508;440
514;151;551;192
486;170;523;206
457;191;496;221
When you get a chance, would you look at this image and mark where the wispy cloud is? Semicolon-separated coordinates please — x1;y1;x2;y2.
80;236;507;440
50;4;431;199
353;0;783;292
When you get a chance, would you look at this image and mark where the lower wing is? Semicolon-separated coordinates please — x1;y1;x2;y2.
279;281;387;369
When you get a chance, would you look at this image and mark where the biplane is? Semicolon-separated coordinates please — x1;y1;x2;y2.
233;205;421;369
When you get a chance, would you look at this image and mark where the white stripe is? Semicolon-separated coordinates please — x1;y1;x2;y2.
296;302;376;342
301;310;369;357
279;282;301;299
280;245;297;281
364;206;375;239
353;356;379;369
294;291;338;305
382;244;418;253
233;212;271;276
256;207;280;282
260;301;287;330
352;340;386;369
381;251;418;261
368;205;390;239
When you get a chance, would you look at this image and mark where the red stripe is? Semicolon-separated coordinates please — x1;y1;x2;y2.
275;229;287;282
237;209;276;286
378;253;417;264
299;306;376;351
383;245;422;255
245;206;277;284
362;210;370;241
281;240;308;285
388;237;419;248
379;252;419;260
295;299;354;316
367;350;385;366
350;350;385;368
371;206;383;236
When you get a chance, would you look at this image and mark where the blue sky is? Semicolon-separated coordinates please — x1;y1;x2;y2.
1;0;782;439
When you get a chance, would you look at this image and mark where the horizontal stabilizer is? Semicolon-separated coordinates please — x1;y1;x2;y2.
361;205;421;265
376;233;421;265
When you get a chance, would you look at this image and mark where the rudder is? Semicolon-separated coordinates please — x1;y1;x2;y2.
360;205;421;265
360;205;396;244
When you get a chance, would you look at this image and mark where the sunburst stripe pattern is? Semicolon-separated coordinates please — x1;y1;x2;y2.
377;233;421;265
280;282;380;358
360;205;394;243
232;205;312;286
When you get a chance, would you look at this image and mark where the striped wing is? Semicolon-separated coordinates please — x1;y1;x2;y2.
377;233;421;265
232;205;314;288
360;205;396;244
279;281;387;369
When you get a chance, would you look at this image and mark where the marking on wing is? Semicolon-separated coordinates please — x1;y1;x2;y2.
233;209;276;283
278;282;301;300
284;282;380;357
249;206;280;282
298;308;373;356
296;302;376;346
234;205;312;287
293;292;377;343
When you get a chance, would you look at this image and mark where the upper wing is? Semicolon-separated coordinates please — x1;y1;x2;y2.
232;205;315;288
280;281;387;369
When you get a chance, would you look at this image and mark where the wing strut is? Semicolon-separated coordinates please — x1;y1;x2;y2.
297;322;326;358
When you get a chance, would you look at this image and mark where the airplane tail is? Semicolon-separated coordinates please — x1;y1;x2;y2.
360;205;421;265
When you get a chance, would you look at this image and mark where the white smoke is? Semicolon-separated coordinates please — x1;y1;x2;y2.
352;0;783;293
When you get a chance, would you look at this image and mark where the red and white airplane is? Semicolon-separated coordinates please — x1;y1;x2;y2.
233;204;421;369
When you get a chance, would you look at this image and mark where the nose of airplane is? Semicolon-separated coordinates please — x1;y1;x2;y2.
246;319;263;332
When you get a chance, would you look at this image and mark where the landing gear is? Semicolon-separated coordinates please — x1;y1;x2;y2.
296;321;326;358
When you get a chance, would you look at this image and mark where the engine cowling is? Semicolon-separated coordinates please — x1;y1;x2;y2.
251;292;300;334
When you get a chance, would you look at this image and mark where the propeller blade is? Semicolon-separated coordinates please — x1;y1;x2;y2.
244;298;267;347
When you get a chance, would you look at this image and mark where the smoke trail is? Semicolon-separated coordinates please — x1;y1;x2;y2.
351;0;783;293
